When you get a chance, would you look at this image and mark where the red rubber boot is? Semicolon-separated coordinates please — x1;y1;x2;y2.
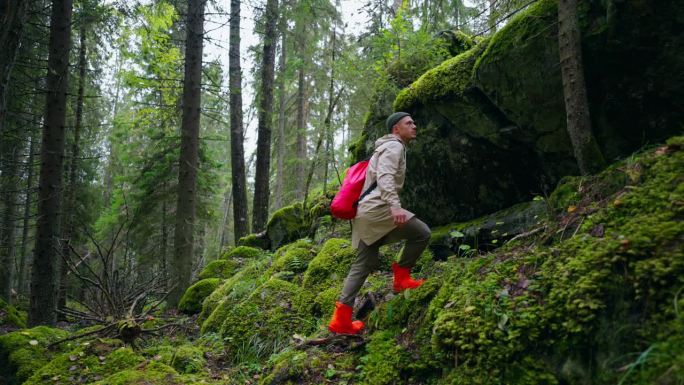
328;302;364;334
392;262;425;293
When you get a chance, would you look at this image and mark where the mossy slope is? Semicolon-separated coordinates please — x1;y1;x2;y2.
260;137;683;385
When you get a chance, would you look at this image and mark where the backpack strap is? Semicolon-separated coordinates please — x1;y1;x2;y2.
354;181;377;207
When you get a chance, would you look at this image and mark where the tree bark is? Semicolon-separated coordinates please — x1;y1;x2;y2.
274;29;287;210
295;67;307;200
558;0;605;175
18;131;37;296
0;0;29;140
29;0;73;326
251;0;279;233
58;22;87;314
322;28;337;195
170;0;205;307
229;0;249;242
0;139;23;303
218;188;232;249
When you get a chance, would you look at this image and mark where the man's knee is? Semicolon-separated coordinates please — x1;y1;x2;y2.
412;218;431;242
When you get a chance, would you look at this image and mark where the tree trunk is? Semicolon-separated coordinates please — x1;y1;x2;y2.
558;0;605;175
274;30;287;210
295;67;307;200
251;0;279;233
322;29;337;195
170;0;205;307
161;194;168;286
218;188;232;249
229;0;249;242
0;0;29;139
29;0;73;326
57;23;87;314
0;140;23;303
18;131;37;296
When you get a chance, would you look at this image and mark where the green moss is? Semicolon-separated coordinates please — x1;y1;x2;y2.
548;175;583;211
258;349;309;385
370;277;441;332
23;340;145;385
394;41;487;112
169;344;206;374
178;278;220;315
270;239;317;278
360;330;407;385
199;257;271;333
223;245;264;260
313;287;339;318
302;238;357;294
0;326;71;384
474;0;556;73
219;278;316;362
266;203;311;250
421;138;684;383
237;233;270;249
90;361;180;385
197;259;238;280
259;348;358;385
0;299;27;329
348;131;369;164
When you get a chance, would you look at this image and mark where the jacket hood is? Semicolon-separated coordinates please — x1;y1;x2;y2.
374;134;404;150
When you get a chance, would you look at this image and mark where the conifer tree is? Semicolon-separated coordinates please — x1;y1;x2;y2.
29;0;74;326
252;0;279;233
170;0;206;306
229;0;249;241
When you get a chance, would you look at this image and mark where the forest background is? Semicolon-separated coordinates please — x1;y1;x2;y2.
0;0;553;325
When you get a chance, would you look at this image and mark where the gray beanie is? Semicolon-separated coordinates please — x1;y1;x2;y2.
386;112;411;133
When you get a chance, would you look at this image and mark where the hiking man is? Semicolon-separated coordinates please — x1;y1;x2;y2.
328;112;431;335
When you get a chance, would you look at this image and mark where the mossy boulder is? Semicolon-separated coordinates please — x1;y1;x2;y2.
0;299;27;330
199;257;271;333
302;238;357;294
0;326;70;385
352;30;477;164
265;203;311;250
269;239;318;282
364;0;684;228
238;232;270;249
429;199;548;259
178;278;221;315
222;245;264;260
197;259;238;280
219;278;316;361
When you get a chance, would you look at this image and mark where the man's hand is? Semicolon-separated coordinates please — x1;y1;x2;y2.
391;206;407;226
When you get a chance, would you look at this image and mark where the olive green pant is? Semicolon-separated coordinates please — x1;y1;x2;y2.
339;217;431;306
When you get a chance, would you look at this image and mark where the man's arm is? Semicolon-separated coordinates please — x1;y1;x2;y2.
376;142;407;226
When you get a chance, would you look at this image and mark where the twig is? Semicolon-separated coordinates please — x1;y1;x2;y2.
508;226;546;243
47;324;117;349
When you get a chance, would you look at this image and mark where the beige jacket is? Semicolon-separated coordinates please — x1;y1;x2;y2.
352;134;415;248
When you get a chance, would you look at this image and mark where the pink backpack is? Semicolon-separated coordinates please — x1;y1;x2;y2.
330;159;377;220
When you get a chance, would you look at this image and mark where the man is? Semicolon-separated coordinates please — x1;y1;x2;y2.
328;112;432;335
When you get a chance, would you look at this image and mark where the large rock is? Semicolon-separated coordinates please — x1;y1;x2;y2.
373;0;684;227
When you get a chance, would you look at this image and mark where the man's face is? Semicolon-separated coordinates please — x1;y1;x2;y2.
393;116;417;143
